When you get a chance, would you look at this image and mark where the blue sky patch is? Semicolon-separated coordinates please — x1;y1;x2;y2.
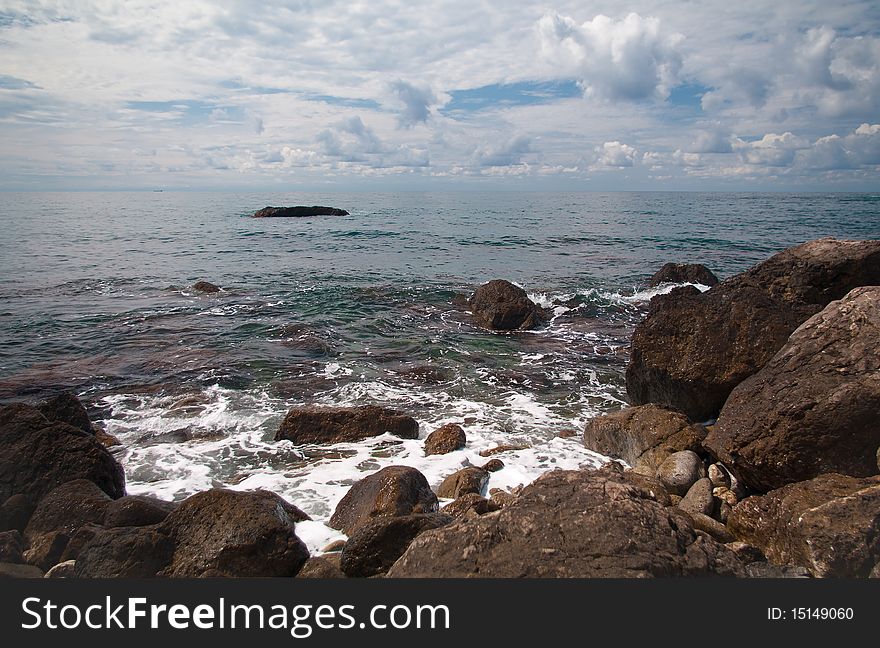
442;80;582;115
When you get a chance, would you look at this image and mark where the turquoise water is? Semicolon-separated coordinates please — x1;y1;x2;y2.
1;191;877;549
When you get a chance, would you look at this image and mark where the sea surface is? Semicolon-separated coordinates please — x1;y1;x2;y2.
1;191;878;550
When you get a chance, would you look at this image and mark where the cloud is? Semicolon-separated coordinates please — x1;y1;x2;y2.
472;134;532;167
389;80;437;128
537;11;683;101
734;132;809;166
595;141;637;167
689;128;733;154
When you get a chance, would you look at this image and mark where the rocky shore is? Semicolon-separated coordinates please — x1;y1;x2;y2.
1;238;878;579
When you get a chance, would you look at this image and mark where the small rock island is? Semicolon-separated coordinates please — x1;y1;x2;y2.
252;205;349;218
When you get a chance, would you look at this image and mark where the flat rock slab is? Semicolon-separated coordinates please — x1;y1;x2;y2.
253;206;349;218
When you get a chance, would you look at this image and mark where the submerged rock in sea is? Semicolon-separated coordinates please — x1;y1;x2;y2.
340;513;453;577
468;279;547;331
252;205;349;218
582;404;707;476
705;286;880;492
626;238;880;421
0;403;126;505
648;262;719;287
388;465;744;577
192;280;220;293
275;405;419;444
728;473;880;577
329;466;438;536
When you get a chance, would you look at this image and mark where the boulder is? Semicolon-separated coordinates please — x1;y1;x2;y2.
436;467;489;499
60;523;104;561
23;531;69;571
583;404;707;475
687;513;734;543
481;459;504;473
626;238;880;421
192;281;220;293
75;526;174;578
0;562;44;578
340;513;452;577
424;423;466;455
0;494;35;532
705;286;880;492
648;263;719;287
727;473;880;577
103;495;176;527
158;489;310;578
0;403;125;502
388;466;744;578
468;280;547;330
329;466;438;535
275;405;418;444
38;393;93;434
678;478;715;517
0;530;23;563
24;480;111;543
297;555;344;578
656;451;706;496
253;206;349;218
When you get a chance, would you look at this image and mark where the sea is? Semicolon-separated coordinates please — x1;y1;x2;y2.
1;191;878;551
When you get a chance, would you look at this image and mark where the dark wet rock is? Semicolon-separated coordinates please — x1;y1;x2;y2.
24;480;111;544
481;459;504;472
136;429;191;446
0;530;23;563
275;405;419;445
103;495;176;528
158;489;310;577
0;403;126;502
441;493;499;519
0;494;35;532
297;555;344;578
648;263;719;287
436;467;489;499
192;280;220;293
253;206;349;218
75;526;174;578
678;478;715;517
424;423;466;456
725;541;767;565
388;466;744;578
479;444;528;457
657;451;706;496
489;489;518;508
95;429;121;448
340;513;452;577
23;531;70;571
329;466;438;535
468;280;547;331
583;404;707;476
626;238;880;421
0;562;44;578
396;365;454;384
60;523;104;562
727;473;880;578
39;392;93;434
321;539;346;553
44;560;76;578
557;429;578;438
705;286;880;492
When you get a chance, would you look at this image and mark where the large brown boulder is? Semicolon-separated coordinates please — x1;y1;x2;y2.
103;495;176;528
158;489;310;577
75;526;175;578
424;423;466;455
340;513;452;577
705;286;880;492
648;263;719;287
728;474;880;577
626;239;880;421
38;393;94;434
0;403;125;503
436;467;489;499
468;280;547;330
388;465;744;577
329;466;438;535
583;404;707;475
274;405;418;444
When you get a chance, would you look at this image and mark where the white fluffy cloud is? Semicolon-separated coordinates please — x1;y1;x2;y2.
537;12;683;101
595;141;637;167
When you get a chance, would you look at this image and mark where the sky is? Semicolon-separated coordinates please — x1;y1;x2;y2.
1;0;879;191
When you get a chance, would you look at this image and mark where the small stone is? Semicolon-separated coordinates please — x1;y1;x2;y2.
557;429;578;438
479;444;528;457
192;281;220;293
45;560;76;578
678;478;714;517
95;430;121;448
481;459;504;472
713;486;738;507
708;463;730;488
424;424;466;456
321;540;346;553
657;450;706;496
688;512;734;543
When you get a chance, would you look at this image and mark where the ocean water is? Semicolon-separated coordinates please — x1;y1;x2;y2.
1;191;878;550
